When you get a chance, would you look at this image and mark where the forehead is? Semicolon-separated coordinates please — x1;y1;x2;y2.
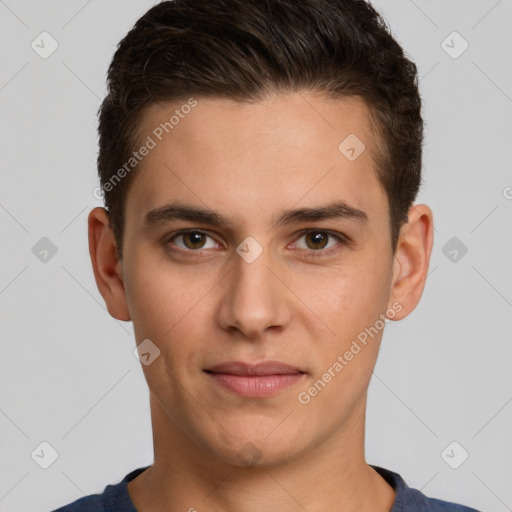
125;92;387;231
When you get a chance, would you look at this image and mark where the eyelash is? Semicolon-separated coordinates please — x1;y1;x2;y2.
163;229;348;259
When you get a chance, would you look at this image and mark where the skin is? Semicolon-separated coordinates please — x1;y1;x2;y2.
89;92;433;512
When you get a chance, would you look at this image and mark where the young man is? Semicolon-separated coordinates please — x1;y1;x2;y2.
54;0;479;510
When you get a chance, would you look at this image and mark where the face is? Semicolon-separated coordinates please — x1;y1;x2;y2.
109;93;406;466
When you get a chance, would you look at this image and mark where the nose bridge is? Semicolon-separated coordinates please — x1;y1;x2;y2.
217;238;291;338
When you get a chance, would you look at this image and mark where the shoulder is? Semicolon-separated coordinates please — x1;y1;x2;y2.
52;493;104;511
404;488;478;512
403;486;481;511
51;466;149;512
371;465;481;512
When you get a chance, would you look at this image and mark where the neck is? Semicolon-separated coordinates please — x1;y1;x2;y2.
127;394;395;512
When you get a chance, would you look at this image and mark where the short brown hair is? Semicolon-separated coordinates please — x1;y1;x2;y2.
97;0;423;259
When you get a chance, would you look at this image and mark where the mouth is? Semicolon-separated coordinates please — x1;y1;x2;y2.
205;360;305;376
204;361;306;398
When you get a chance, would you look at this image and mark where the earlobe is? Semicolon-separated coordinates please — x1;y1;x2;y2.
387;204;434;321
88;207;131;321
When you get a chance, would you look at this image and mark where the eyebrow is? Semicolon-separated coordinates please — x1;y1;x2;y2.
144;201;368;229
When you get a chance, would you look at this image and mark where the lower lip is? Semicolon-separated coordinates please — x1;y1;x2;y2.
206;372;306;397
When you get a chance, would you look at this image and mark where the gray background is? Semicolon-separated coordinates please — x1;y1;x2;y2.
1;1;511;511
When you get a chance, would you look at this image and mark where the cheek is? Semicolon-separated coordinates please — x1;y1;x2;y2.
125;261;209;393
124;248;192;334
124;268;168;340
297;271;389;414
303;256;391;340
297;255;392;402
124;252;220;370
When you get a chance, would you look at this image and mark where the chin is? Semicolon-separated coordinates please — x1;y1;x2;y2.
205;429;306;469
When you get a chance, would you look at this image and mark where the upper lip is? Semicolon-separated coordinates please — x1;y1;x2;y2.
205;361;305;376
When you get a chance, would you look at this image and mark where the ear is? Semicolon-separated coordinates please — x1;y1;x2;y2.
88;207;131;321
387;204;434;320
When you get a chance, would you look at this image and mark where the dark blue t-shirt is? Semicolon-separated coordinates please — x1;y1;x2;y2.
52;465;480;511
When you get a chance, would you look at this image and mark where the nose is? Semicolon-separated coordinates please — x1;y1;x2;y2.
217;243;292;340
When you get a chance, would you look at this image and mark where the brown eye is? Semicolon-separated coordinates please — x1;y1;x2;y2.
182;231;207;249
304;231;329;250
168;230;218;252
293;230;345;256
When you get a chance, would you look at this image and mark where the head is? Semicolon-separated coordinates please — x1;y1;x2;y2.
89;0;433;468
